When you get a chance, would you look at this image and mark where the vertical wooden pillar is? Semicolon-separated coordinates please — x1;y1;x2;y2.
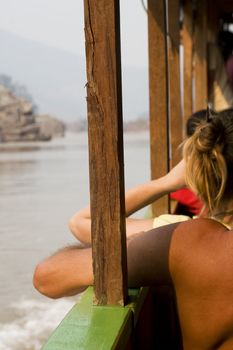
207;0;219;105
193;0;207;111
148;0;170;216
84;0;127;305
183;0;193;123
167;0;183;168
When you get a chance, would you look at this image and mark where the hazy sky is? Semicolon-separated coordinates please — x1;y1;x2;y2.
0;0;148;67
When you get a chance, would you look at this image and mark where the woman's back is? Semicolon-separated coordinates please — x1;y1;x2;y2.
171;218;233;349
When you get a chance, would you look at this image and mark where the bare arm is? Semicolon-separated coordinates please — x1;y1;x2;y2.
125;159;186;216
69;160;186;243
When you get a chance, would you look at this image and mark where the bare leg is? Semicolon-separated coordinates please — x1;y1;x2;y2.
33;222;177;299
69;210;154;244
33;244;93;299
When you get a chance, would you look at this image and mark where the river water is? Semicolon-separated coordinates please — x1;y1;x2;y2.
0;131;150;350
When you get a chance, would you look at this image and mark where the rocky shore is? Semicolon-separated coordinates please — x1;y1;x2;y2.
0;86;65;142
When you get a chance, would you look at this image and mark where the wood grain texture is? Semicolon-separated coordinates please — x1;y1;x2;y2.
193;0;208;111
167;0;183;167
207;0;219;104
148;0;170;216
183;0;193;123
84;0;127;305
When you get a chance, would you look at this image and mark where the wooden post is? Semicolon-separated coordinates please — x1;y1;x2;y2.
84;0;127;305
183;0;193;123
207;0;219;105
148;0;170;216
193;0;207;111
167;0;183;168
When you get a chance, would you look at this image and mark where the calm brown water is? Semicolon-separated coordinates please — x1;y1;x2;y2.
0;131;150;349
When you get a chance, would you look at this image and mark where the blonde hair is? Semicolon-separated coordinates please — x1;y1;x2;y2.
183;116;228;214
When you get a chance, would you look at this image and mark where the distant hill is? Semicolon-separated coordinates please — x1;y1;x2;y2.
0;30;148;122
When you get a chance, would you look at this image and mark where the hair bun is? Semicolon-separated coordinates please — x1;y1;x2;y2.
194;117;225;154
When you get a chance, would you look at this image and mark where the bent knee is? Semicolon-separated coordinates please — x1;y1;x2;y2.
33;261;58;299
68;215;86;240
68;216;78;235
68;216;91;244
33;261;48;295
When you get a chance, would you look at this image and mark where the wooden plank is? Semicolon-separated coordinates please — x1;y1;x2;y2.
167;0;183;168
207;0;219;104
183;0;193;123
148;0;170;216
84;0;127;305
193;0;208;111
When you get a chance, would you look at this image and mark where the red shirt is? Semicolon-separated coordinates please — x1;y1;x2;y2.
170;188;203;215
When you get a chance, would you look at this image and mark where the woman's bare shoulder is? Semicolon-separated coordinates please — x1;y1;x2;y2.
170;217;233;277
171;216;230;241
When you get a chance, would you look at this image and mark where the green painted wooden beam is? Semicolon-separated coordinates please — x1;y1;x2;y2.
42;287;148;350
